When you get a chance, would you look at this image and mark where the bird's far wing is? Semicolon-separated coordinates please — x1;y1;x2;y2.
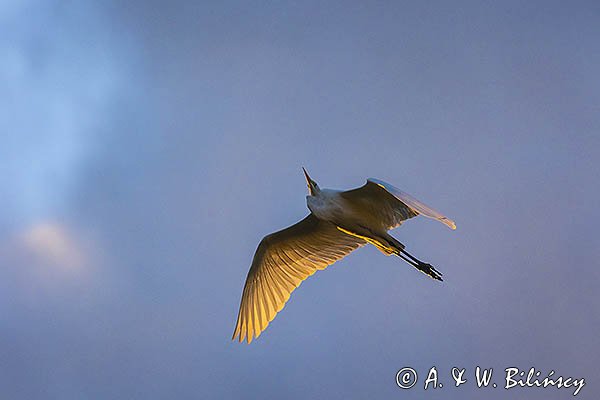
233;214;365;343
340;180;419;229
368;178;456;230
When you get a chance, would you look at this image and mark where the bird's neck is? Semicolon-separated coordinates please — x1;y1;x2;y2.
306;190;343;220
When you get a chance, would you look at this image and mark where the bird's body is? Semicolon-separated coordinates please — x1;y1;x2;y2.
233;169;455;343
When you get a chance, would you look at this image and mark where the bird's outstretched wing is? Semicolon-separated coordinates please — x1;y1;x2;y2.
368;178;456;229
233;214;365;343
342;179;456;230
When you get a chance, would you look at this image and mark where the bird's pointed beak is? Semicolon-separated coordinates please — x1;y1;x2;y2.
302;167;315;195
302;167;311;186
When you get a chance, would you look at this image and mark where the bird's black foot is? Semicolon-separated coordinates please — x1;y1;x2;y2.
416;262;443;281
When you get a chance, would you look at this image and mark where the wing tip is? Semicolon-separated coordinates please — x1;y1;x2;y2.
231;329;263;344
441;217;457;230
231;330;254;344
448;220;457;230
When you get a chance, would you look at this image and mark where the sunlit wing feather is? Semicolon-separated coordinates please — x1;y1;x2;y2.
232;214;365;343
340;180;419;230
367;178;456;230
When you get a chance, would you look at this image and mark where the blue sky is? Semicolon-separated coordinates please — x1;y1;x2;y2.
1;1;599;399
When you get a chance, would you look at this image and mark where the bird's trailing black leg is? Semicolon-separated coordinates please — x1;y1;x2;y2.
337;226;443;281
383;233;443;282
400;248;443;281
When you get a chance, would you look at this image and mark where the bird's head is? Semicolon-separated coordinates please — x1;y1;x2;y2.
302;167;320;196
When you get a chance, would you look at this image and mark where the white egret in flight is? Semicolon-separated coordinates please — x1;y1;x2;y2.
233;168;456;343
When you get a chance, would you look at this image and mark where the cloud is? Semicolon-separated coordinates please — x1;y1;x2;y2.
19;222;85;270
0;221;99;311
0;221;96;286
